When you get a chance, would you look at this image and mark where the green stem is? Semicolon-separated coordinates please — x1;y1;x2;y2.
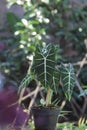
46;87;53;106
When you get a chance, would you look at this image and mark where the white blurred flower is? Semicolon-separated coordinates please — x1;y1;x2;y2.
78;27;82;32
32;32;37;35
27;55;33;61
14;31;19;35
17;0;23;5
21;19;28;27
20;44;24;48
35;34;42;40
44;18;50;23
41;0;49;4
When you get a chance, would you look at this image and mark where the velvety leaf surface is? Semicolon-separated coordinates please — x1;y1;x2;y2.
61;63;75;101
32;44;60;91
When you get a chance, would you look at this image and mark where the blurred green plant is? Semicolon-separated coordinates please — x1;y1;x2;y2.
57;122;87;130
6;0;87;56
0;36;29;83
6;0;49;58
29;115;87;130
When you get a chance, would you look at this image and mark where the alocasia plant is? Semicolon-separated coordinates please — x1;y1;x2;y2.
19;43;76;106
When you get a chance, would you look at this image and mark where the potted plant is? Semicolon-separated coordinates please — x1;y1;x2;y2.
19;43;76;130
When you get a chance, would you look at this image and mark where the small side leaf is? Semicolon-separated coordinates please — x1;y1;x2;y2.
18;73;34;93
40;98;46;106
61;63;76;101
79;89;87;97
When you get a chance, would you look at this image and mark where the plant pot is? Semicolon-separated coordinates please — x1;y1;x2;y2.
31;106;60;130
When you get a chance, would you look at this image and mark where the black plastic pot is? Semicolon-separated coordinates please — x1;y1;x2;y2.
31;106;60;130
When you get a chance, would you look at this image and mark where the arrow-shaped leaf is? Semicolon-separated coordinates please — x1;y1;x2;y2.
61;63;75;101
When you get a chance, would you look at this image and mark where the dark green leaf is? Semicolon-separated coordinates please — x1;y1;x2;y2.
61;63;75;101
32;44;56;89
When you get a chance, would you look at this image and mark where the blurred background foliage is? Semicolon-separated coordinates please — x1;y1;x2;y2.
0;0;87;126
0;0;87;85
2;0;87;84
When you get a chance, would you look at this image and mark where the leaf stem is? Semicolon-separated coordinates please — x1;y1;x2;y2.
46;87;53;106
